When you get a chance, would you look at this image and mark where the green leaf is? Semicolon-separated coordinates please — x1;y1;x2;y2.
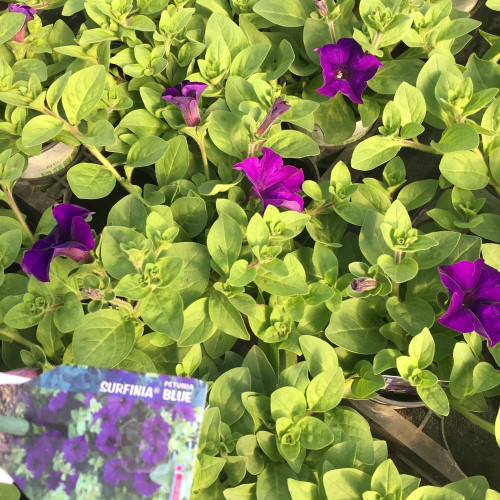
257;464;297;500
209;291;250;340
0;484;20;500
208;110;250;159
171;196;207;237
326;299;386;354
62;65;106;124
371;459;402;499
359;211;392;265
21;116;64;148
439;151;489;190
264;130;319;158
155;135;189;186
80;119;116;147
444;476;489;500
73;309;135;367
408;328;435;369
253;0;313;27
407;486;464;500
377;255;418;283
394;83;426;125
323;468;371;500
431;123;479;154
288;479;319;500
108;195;147;233
207;214;242;274
242;346;277;396
0;12;26;44
373;349;402;374
412;231;460;269
178;298;215;346
127;136;169;168
449;342;477;399
315;94;356;146
464;54;500;92
473;362;500;393
299;335;338;377
397;180;438;211
471;214;500;243
67;163;116;199
369;59;424;95
209;367;252;425
271;386;307;421
306;367;344;412
140;287;184;339
417;384;450;416
231;43;270;78
205;13;248;58
53;292;84;333
298;416;334;449
352;136;401;171
386;297;435;336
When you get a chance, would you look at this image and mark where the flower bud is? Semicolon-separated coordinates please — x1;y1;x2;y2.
351;277;378;292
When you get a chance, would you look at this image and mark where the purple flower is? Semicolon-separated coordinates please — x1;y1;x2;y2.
35;431;62;460
315;38;383;104
46;471;62;491
438;259;500;347
142;415;170;445
133;472;161;496
26;448;47;479
8;4;35;43
95;425;122;455
12;474;26;490
62;435;89;464
20;204;94;282
161;81;208;127
233;148;304;212
140;439;168;465
256;97;291;136
351;277;378;292
64;473;78;494
105;396;135;418
48;391;67;412
173;403;195;422
314;0;329;16
104;458;130;487
93;404;117;427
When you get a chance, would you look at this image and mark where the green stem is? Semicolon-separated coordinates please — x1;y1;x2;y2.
3;188;35;243
307;200;336;216
197;137;210;181
0;328;38;349
109;297;134;313
398;139;437;154
392;250;402;298
450;401;496;435
86;146;149;205
372;32;382;49
328;21;336;42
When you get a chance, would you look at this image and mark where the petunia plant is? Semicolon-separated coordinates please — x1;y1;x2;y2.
0;0;498;498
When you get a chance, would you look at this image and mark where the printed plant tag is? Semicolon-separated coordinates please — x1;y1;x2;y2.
0;366;207;500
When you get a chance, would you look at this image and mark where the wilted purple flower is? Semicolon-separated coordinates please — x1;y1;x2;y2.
104;458;130;487
20;204;94;282
233;148;304;213
142;415;170;445
315;38;383;104
161;81;208;127
8;4;35;43
106;396;135;418
48;391;67;412
173;403;195;422
64;473;78;494
62;436;89;464
351;277;378;292
26;448;47;479
46;471;62;491
256;97;291;136
95;425;122;455
133;472;161;496
438;259;500;347
140;439;168;465
314;0;329;16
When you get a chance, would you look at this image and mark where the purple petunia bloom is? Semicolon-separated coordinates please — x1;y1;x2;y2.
46;471;62;491
233;147;304;213
103;457;130;487
256;97;291;136
142;415;170;445
438;259;500;347
133;472;161;496
93;404;117;427
351;277;378;292
161;81;208;127
105;396;135;418
140;439;168;465
20;204;94;282
62;435;89;464
8;4;35;43
48;392;67;412
64;473;78;495
95;425;122;455
12;474;26;490
26;448;47;479
315;38;383;104
34;431;62;460
172;403;195;422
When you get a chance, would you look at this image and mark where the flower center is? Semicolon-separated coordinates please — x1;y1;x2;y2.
336;70;343;79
